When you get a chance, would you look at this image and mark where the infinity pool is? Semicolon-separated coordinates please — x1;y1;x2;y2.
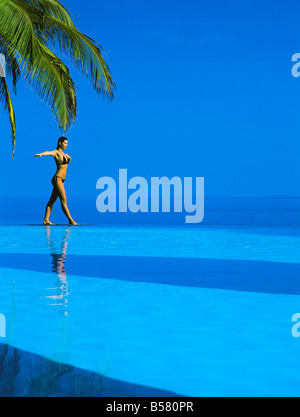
0;223;300;397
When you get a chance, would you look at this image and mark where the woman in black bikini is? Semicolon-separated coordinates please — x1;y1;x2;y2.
34;137;78;226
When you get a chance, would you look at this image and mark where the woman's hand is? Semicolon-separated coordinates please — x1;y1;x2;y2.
34;151;57;158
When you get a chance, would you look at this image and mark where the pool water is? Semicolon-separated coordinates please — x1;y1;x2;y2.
1;198;300;396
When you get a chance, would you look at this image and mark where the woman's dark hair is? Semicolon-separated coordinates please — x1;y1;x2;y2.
57;136;68;150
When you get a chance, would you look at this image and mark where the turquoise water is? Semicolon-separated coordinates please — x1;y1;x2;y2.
1;198;300;396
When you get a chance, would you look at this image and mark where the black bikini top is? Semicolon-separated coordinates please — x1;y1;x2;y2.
58;151;70;165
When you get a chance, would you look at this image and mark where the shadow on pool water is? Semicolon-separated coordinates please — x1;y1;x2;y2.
0;343;183;397
1;252;300;295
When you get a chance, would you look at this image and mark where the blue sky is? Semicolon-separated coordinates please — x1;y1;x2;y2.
1;0;300;198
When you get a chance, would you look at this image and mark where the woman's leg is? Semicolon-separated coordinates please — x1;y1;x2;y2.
44;187;59;225
55;179;78;225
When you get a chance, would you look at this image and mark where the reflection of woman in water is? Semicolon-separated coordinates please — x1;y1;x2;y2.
45;226;71;314
34;137;77;226
45;226;74;364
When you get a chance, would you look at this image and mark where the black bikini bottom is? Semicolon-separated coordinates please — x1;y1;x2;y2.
52;176;65;187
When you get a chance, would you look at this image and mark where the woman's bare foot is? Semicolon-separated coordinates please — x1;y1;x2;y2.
43;220;55;226
69;220;78;226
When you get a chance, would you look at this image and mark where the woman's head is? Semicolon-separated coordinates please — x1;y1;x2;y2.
57;137;68;150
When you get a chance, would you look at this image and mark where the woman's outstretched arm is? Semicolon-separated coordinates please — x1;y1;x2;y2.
34;150;58;157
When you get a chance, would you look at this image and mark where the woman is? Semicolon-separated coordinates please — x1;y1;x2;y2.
34;137;78;226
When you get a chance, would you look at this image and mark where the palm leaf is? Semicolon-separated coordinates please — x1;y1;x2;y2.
10;0;116;98
0;77;16;157
25;38;77;130
23;0;75;26
0;0;116;157
44;18;116;99
0;0;38;66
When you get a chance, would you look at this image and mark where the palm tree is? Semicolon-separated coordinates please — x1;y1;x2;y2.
0;0;116;157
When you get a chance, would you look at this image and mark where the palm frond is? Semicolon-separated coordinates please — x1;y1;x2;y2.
0;0;38;66
9;0;116;99
42;15;116;99
0;0;116;157
0;77;16;157
23;0;75;27
25;38;77;130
